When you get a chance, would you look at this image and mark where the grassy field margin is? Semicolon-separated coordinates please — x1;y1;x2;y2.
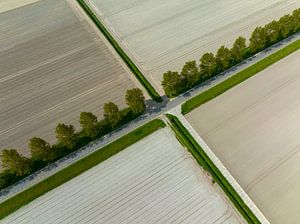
166;114;261;224
0;119;165;219
77;0;162;102
182;39;300;114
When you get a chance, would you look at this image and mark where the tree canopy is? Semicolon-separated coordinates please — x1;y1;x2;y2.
249;26;267;53
264;21;280;46
104;102;121;127
231;36;247;63
162;71;184;97
29;137;54;161
1;149;31;176
291;9;300;32
199;53;217;79
216;45;232;71
125;88;146;115
181;60;199;88
55;123;77;149
80;112;98;138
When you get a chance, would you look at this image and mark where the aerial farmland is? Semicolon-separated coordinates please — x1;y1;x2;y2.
1;128;245;224
186;50;300;224
1;0;300;222
86;0;300;93
0;0;140;154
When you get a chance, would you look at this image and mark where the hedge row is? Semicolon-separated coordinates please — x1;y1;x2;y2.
182;38;300;114
162;8;300;97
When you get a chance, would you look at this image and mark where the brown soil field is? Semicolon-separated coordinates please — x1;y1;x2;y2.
0;0;139;155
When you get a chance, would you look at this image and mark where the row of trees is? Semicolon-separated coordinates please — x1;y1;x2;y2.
162;9;300;97
0;88;146;184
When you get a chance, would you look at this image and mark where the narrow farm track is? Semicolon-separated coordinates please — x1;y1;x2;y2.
0;0;139;155
1;129;244;224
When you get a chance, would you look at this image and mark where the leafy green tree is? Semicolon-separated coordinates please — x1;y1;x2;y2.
278;15;293;39
80;112;98;138
125;88;146;115
199;53;217;79
55;123;77;149
249;26;267;53
162;71;184;97
231;36;247;63
216;45;232;71
291;9;300;32
264;21;280;45
29;137;54;161
1;149;31;176
104;102;121;127
181;60;199;88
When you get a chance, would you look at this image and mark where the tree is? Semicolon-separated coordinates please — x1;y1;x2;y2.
264;21;280;46
278;15;293;39
103;102;121;127
125;88;146;115
216;45;232;71
231;36;247;63
29;137;54;161
199;53;217;79
55;123;77;149
181;60;199;88
1;149;31;176
80;112;98;138
291;9;300;32
162;71;184;97
249;26;267;53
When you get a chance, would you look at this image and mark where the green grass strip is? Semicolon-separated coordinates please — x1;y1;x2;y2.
166;114;261;224
0;119;165;219
182;39;300;114
77;0;162;102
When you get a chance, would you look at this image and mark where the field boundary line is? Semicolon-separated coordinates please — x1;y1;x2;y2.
167;107;269;224
76;0;162;102
246;144;300;192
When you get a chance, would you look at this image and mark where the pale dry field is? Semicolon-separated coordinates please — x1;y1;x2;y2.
2;128;244;224
0;0;40;13
87;0;300;93
0;0;138;154
186;51;300;224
